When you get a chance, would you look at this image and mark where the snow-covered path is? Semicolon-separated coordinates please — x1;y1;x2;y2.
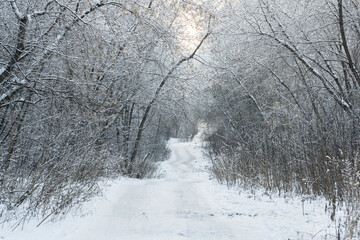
66;140;237;240
1;139;335;240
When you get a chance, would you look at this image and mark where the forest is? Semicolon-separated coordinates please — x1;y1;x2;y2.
0;0;359;238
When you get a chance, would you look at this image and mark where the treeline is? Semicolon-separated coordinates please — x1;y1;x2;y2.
202;0;360;237
0;0;200;225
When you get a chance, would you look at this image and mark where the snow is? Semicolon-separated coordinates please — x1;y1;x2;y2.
0;80;26;103
0;86;20;103
0;139;337;240
10;2;24;19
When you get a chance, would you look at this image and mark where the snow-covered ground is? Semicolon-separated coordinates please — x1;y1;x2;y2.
1;139;337;240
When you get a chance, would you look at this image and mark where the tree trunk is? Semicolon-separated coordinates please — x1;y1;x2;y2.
128;32;210;175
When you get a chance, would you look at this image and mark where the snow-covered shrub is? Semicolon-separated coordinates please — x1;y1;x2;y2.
343;156;360;239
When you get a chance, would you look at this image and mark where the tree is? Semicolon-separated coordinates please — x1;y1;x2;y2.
0;0;212;225
201;0;360;236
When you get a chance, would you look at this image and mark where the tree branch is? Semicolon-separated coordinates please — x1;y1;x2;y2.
128;30;211;174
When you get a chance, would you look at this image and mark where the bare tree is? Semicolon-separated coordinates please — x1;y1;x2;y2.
0;0;212;226
201;0;360;237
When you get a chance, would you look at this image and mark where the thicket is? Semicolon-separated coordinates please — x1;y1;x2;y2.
202;0;360;238
0;0;202;226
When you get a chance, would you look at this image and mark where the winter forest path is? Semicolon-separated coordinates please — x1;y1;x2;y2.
64;139;240;240
1;139;333;240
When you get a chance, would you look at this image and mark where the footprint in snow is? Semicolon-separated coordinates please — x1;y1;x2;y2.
226;212;258;218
